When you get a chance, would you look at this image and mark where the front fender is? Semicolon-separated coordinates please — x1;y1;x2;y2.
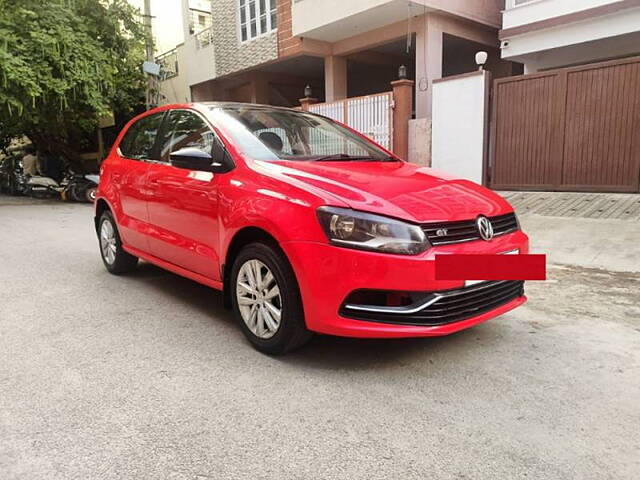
218;174;332;260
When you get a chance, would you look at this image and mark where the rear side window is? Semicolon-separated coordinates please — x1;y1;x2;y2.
119;113;164;160
158;110;216;162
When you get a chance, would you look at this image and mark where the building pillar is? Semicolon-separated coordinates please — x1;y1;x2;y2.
324;55;347;102
415;15;443;119
391;78;414;161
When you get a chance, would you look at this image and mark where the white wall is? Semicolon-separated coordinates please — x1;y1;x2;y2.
502;6;640;59
431;71;488;184
158;44;192;105
517;31;640;71
183;37;216;87
503;0;619;28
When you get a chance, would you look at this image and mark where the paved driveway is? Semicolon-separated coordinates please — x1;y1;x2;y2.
1;198;639;479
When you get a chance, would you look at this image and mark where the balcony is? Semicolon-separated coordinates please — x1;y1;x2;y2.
194;25;214;49
156;48;179;80
292;0;503;42
503;0;622;29
501;0;640;70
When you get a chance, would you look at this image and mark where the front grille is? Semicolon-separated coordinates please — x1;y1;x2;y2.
341;280;524;326
422;212;518;246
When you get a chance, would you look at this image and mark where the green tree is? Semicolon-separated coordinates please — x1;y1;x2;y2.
0;0;147;159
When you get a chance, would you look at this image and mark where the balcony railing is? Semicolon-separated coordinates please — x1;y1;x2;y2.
195;26;214;49
156;48;179;80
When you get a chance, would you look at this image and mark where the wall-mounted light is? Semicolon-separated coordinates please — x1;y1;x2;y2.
475;51;488;71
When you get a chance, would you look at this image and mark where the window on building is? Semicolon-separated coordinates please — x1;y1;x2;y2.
238;0;277;43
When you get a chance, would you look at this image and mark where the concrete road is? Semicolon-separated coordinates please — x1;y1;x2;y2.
1;198;639;479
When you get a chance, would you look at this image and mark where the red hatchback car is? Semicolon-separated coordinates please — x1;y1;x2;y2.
96;103;528;354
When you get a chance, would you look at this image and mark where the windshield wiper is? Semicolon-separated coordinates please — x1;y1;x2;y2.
314;154;396;162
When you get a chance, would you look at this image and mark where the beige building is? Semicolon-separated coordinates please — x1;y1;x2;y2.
156;1;521;163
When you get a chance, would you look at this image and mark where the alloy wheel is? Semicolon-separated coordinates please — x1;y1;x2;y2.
236;259;282;339
100;219;117;265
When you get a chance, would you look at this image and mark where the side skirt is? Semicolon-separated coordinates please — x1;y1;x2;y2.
123;244;224;291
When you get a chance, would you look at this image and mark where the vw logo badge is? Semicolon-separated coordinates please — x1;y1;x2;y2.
476;215;494;241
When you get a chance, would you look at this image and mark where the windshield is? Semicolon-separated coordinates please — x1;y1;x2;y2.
208;105;394;162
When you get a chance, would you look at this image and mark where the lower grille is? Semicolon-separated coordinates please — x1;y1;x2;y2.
340;280;524;326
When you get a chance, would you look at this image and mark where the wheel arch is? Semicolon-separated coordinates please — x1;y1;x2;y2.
94;198;112;234
222;226;285;310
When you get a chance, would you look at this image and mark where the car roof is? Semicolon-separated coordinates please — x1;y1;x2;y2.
196;102;304;113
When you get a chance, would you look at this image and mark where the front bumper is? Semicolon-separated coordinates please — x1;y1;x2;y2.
281;231;529;338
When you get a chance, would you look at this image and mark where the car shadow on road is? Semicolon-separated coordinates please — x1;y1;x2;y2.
126;261;230;322
281;327;487;371
124;261;500;371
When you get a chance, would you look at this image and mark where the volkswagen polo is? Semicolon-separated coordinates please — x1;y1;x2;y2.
95;103;528;354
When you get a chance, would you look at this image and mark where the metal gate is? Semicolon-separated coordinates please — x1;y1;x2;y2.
490;56;640;192
308;92;393;151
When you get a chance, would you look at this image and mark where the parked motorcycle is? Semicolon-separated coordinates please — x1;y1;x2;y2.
0;155;27;195
24;175;64;198
62;173;99;203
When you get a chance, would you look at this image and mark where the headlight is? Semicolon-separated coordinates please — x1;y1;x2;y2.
317;206;430;255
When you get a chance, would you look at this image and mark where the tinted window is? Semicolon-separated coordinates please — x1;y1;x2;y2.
119;113;164;160
158;110;216;162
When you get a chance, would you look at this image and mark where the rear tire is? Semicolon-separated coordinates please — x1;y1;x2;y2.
231;242;312;355
70;183;87;202
98;210;138;274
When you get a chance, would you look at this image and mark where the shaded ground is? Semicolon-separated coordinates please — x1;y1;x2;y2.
1;199;639;479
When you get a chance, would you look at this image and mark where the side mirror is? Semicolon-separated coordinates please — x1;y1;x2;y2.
169;147;229;173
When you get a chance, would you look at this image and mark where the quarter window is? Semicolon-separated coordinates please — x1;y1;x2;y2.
119;113;164;160
158;110;216;162
238;0;277;42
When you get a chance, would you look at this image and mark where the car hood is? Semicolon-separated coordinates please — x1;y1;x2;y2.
266;160;513;223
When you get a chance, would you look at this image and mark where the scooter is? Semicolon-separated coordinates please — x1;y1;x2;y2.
63;173;99;202
24;175;63;198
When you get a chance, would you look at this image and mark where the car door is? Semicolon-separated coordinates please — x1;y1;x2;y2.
145;109;223;280
114;111;165;253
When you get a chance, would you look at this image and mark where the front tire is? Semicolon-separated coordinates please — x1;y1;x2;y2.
98;211;138;274
231;243;312;355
